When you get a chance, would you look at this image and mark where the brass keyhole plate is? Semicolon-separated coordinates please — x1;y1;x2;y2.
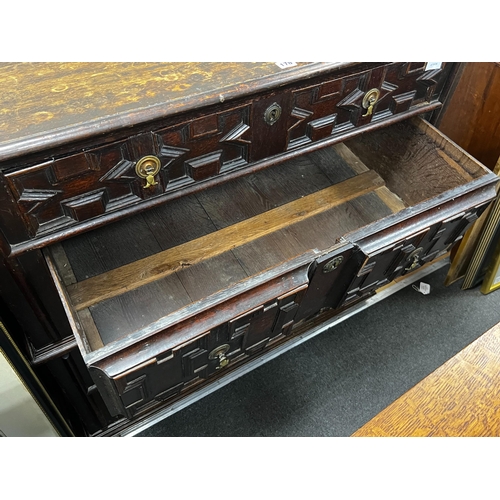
323;256;344;273
264;103;282;125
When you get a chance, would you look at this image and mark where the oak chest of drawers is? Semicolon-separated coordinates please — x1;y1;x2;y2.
0;62;497;435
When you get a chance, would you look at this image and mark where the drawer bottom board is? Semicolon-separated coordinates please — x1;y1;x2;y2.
52;173;397;348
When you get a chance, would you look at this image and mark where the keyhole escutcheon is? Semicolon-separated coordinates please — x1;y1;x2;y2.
264;103;282;125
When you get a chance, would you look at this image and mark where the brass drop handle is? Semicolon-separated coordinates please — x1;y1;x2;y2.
406;255;420;271
135;155;161;189
208;344;231;370
362;88;380;117
405;248;424;272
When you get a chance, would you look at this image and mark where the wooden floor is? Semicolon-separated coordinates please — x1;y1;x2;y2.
352;320;500;437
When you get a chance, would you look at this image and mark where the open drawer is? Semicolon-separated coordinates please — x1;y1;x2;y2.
43;117;497;419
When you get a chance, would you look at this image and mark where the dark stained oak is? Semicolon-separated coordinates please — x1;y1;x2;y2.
1;62;458;256
60;193;220;281
0;62;455;166
91;263;312;418
47;116;497;358
65;170;385;311
173;252;249;303
194;146;358;230
88;274;193;346
3;62;500;435
0;62;341;159
344;118;483;207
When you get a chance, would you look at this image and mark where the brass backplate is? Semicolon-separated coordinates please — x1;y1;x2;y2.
408;247;424;260
208;344;230;360
135;155;161;179
362;88;380;110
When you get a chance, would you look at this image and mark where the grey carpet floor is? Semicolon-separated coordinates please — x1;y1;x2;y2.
137;266;500;437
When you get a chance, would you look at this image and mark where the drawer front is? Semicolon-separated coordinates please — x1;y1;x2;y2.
4;106;253;238
4;62;452;245
91;285;307;418
286;62;449;151
340;205;486;307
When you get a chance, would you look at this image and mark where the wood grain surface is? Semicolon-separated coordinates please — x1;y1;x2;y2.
438;62;500;170
67;169;385;310
0;62;347;159
345;118;483;207
352;321;500;437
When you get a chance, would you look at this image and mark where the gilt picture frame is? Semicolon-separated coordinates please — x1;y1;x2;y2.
481;234;500;294
480;159;500;294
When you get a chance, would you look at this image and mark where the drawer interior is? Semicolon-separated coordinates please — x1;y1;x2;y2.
45;117;489;354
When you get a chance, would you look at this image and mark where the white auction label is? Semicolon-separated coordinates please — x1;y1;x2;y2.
413;282;431;295
275;62;297;69
425;62;442;71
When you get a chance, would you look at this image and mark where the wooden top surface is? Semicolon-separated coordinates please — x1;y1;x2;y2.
0;62;351;162
352;320;500;437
